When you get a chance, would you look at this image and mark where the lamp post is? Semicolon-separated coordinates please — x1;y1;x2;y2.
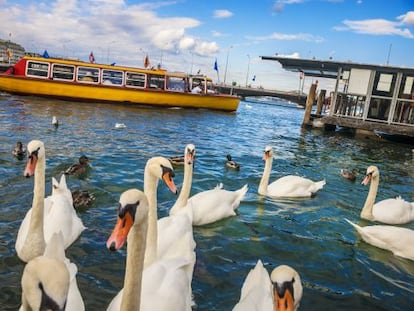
245;54;251;87
224;45;233;85
107;40;117;64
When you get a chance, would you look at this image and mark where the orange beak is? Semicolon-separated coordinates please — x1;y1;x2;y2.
263;151;270;161
106;212;134;251
24;154;38;177
163;171;177;194
185;152;194;165
361;174;371;186
274;286;295;311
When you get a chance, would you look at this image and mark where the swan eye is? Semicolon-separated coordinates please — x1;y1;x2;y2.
28;147;40;160
161;165;175;179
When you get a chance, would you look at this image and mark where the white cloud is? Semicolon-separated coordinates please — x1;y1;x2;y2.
398;11;414;26
213;10;233;19
335;15;414;38
0;0;220;66
247;32;324;43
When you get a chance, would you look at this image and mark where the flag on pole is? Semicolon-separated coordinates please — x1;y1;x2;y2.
144;54;150;68
42;50;49;58
89;51;95;63
213;58;219;82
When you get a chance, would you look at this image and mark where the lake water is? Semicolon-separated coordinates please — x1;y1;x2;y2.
1;93;413;310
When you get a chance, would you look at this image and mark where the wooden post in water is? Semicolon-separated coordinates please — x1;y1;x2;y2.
302;82;317;126
315;89;326;115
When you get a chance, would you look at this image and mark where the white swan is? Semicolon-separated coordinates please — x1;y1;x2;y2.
169;145;248;226
16;140;86;262
360;165;414;224
185;183;248;226
143;156;195;307
233;260;303;311
106;188;193;311
20;233;70;311
258;146;325;198
346;219;414;261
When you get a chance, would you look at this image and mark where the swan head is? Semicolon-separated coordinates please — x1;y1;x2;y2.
21;255;70;311
362;165;379;186
263;146;273;161
185;144;196;165
271;265;302;311
145;157;178;194
24;140;45;177
106;189;149;251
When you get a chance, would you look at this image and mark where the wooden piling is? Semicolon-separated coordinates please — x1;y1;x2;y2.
302;83;317;126
315;89;326;115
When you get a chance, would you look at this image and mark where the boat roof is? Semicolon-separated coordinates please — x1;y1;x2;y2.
20;56;186;76
260;56;414;79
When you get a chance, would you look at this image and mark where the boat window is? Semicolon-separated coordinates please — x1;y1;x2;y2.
148;74;165;89
77;67;99;83
52;64;75;81
26;61;50;78
167;76;186;92
126;72;146;88
102;69;123;86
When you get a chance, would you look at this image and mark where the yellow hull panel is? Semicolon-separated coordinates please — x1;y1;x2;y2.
0;76;240;112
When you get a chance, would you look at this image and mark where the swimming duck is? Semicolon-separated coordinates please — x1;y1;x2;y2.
226;154;240;170
64;155;90;176
13;141;26;158
340;169;358;181
71;190;95;209
168;155;185;166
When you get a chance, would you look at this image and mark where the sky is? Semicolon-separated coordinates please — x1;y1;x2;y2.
1;0;414;92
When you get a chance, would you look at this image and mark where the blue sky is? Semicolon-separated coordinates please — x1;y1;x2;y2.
1;0;413;92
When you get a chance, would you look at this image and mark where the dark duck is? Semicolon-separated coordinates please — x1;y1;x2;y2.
65;155;90;176
226;154;240;170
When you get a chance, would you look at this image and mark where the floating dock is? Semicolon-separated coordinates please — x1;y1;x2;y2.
261;56;414;139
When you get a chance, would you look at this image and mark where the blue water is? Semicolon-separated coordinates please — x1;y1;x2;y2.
1;93;413;310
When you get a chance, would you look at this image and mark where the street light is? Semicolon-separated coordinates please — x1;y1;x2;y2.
245;54;251;87
224;45;233;85
107;40;117;64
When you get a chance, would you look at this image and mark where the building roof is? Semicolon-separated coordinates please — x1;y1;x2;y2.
260;56;414;79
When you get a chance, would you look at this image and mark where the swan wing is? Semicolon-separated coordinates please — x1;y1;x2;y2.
107;258;193;311
189;184;248;226
44;193;86;249
233;260;273;311
346;219;414;260
267;176;325;198
373;197;414;224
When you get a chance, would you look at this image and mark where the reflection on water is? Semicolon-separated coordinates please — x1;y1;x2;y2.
0;94;413;310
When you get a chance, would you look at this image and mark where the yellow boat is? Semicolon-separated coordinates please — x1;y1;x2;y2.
0;56;240;112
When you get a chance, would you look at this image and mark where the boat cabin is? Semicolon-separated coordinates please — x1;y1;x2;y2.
6;56;216;95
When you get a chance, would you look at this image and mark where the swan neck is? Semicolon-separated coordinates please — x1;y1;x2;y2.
30;155;46;236
143;171;158;266
258;156;272;195
121;219;147;311
361;174;379;220
172;163;193;210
